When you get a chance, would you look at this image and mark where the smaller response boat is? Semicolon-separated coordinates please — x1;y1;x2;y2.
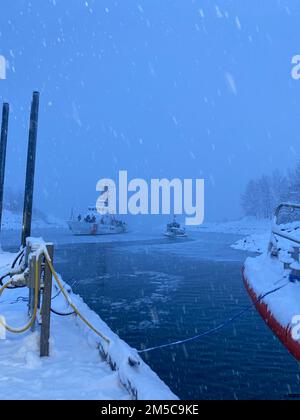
164;217;187;238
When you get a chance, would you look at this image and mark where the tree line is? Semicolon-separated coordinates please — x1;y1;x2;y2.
241;162;300;219
4;188;24;212
4;187;47;221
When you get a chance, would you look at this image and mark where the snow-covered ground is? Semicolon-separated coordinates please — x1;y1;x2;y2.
196;218;272;254
231;232;270;254
198;217;271;236
0;248;177;400
1;209;66;230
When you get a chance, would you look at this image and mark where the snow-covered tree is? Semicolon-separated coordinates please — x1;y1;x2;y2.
241;180;260;218
287;161;300;202
241;170;290;219
4;188;23;213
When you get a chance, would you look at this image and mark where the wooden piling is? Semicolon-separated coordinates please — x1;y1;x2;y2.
21;92;40;247
40;244;54;357
0;103;9;232
28;254;38;332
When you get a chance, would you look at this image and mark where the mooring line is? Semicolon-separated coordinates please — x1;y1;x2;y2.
138;282;290;354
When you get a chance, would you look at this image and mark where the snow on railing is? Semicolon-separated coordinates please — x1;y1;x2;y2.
270;203;300;250
269;204;300;280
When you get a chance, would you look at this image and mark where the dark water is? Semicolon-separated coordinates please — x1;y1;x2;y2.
5;230;299;400
47;231;300;400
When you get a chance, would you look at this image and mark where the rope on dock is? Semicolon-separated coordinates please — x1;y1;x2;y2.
0;259;39;334
138;282;290;354
44;254;111;344
50;307;76;317
0;250;111;345
0;248;26;288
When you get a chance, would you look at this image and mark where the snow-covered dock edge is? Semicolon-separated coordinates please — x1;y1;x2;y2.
68;290;178;400
0;244;178;401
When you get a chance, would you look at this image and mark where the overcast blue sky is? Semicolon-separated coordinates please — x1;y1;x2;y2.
0;0;300;222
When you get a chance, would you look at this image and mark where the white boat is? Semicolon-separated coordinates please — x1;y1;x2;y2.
164;217;187;238
68;207;127;236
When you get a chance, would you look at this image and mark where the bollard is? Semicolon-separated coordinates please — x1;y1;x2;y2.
26;240;54;356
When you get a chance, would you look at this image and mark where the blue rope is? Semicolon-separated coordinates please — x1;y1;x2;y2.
9;297;29;305
138;282;290;354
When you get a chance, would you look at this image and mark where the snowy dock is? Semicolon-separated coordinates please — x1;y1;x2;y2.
0;245;177;400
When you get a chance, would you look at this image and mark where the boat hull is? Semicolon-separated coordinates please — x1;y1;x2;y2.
243;269;300;363
68;221;126;236
164;232;187;238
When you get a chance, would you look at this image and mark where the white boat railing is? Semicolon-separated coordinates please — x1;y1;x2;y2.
269;203;300;254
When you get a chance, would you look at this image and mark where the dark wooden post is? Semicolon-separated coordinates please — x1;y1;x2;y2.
40;244;54;357
27;245;33;317
28;254;39;332
21;92;40;247
0;103;9;232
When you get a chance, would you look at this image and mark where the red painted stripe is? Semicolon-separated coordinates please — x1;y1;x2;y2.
242;268;300;362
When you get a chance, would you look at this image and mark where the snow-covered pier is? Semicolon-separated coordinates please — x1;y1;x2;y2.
0;240;177;400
